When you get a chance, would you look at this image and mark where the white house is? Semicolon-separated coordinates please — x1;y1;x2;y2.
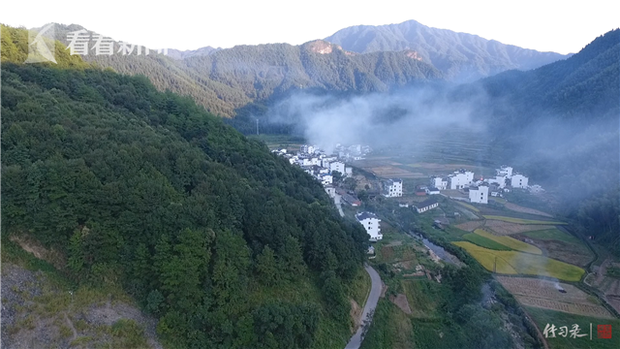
497;166;513;177
488;175;508;188
383;179;403;197
345;167;353;177
449;170;474;190
511;174;529;188
320;174;333;186
426;187;441;195
321;157;337;168
330;161;346;175
414;198;439;214
356;212;382;241
469;185;489;204
430;176;448;190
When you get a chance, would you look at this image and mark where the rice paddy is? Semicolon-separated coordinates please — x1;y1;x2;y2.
453;242;585;281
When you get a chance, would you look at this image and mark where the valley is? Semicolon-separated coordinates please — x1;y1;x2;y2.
1;10;619;349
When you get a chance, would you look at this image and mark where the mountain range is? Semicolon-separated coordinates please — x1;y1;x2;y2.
325;20;571;81
37;21;570;117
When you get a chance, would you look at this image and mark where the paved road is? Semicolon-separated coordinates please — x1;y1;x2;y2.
345;264;382;349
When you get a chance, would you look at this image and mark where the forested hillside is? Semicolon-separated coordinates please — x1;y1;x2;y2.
1;25;369;348
476;29;620;254
43;23;442;118
325;19;569;81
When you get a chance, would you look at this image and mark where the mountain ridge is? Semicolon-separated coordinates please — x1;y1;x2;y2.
324;19;571;82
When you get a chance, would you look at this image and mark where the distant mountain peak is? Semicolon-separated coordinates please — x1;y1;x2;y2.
325;19;570;82
302;39;342;54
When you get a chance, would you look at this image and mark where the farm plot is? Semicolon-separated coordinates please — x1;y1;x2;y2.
463;233;512;251
503;202;553;217
484;220;555;236
472;229;542;254
453;242;585;281
589;258;620;313
482;215;566;225
369;166;420;178
516;231;594;267
455;220;484;232
496;276;615;318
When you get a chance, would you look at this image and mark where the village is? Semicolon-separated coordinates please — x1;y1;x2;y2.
274;145;546;245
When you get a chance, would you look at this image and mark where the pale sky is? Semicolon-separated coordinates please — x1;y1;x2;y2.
1;0;618;54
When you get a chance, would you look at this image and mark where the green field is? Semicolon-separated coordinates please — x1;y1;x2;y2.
453;242;585;281
463;232;513;251
525;306;620;349
522;228;582;244
483;215;567;225
473;229;542;254
455;201;480;212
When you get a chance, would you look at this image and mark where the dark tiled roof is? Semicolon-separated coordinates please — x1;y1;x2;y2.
356;212;378;221
415;198;438;208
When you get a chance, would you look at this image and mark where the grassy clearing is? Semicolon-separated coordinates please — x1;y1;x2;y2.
483;215;567;225
453;242;585;281
522;229;582;245
347;267;372;308
474;229;542;254
525;306;620;349
463;233;513;251
401;280;441;318
359;299;414;349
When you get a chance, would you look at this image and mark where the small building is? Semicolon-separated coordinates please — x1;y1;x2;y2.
398;202;409;208
330;161;346;175
497;166;513;177
511;174;529;189
415;188;427;196
383;178;403;197
414;198;439;214
449;170;474;190
367;245;375;255
426;187;440;195
430;176;448;190
320;174;333;186
469;185;489;204
356;212;382;241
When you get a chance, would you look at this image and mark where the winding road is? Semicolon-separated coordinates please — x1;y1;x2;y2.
345;264;382;349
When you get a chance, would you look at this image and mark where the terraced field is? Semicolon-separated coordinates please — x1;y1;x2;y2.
482;215;567;225
483;220;553;236
517;229;594;267
453;242;585;281
472;229;542;254
496;276;614;319
455;220;484;232
463;232;512;251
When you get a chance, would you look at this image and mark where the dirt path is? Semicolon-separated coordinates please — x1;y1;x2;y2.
63;312;78;341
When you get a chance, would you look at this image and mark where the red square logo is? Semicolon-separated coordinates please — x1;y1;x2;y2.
597;325;612;339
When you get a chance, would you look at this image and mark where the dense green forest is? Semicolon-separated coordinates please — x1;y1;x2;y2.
44;23;442;118
1;25;369;349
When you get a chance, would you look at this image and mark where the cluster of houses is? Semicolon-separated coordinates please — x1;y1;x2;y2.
426;166;535;204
